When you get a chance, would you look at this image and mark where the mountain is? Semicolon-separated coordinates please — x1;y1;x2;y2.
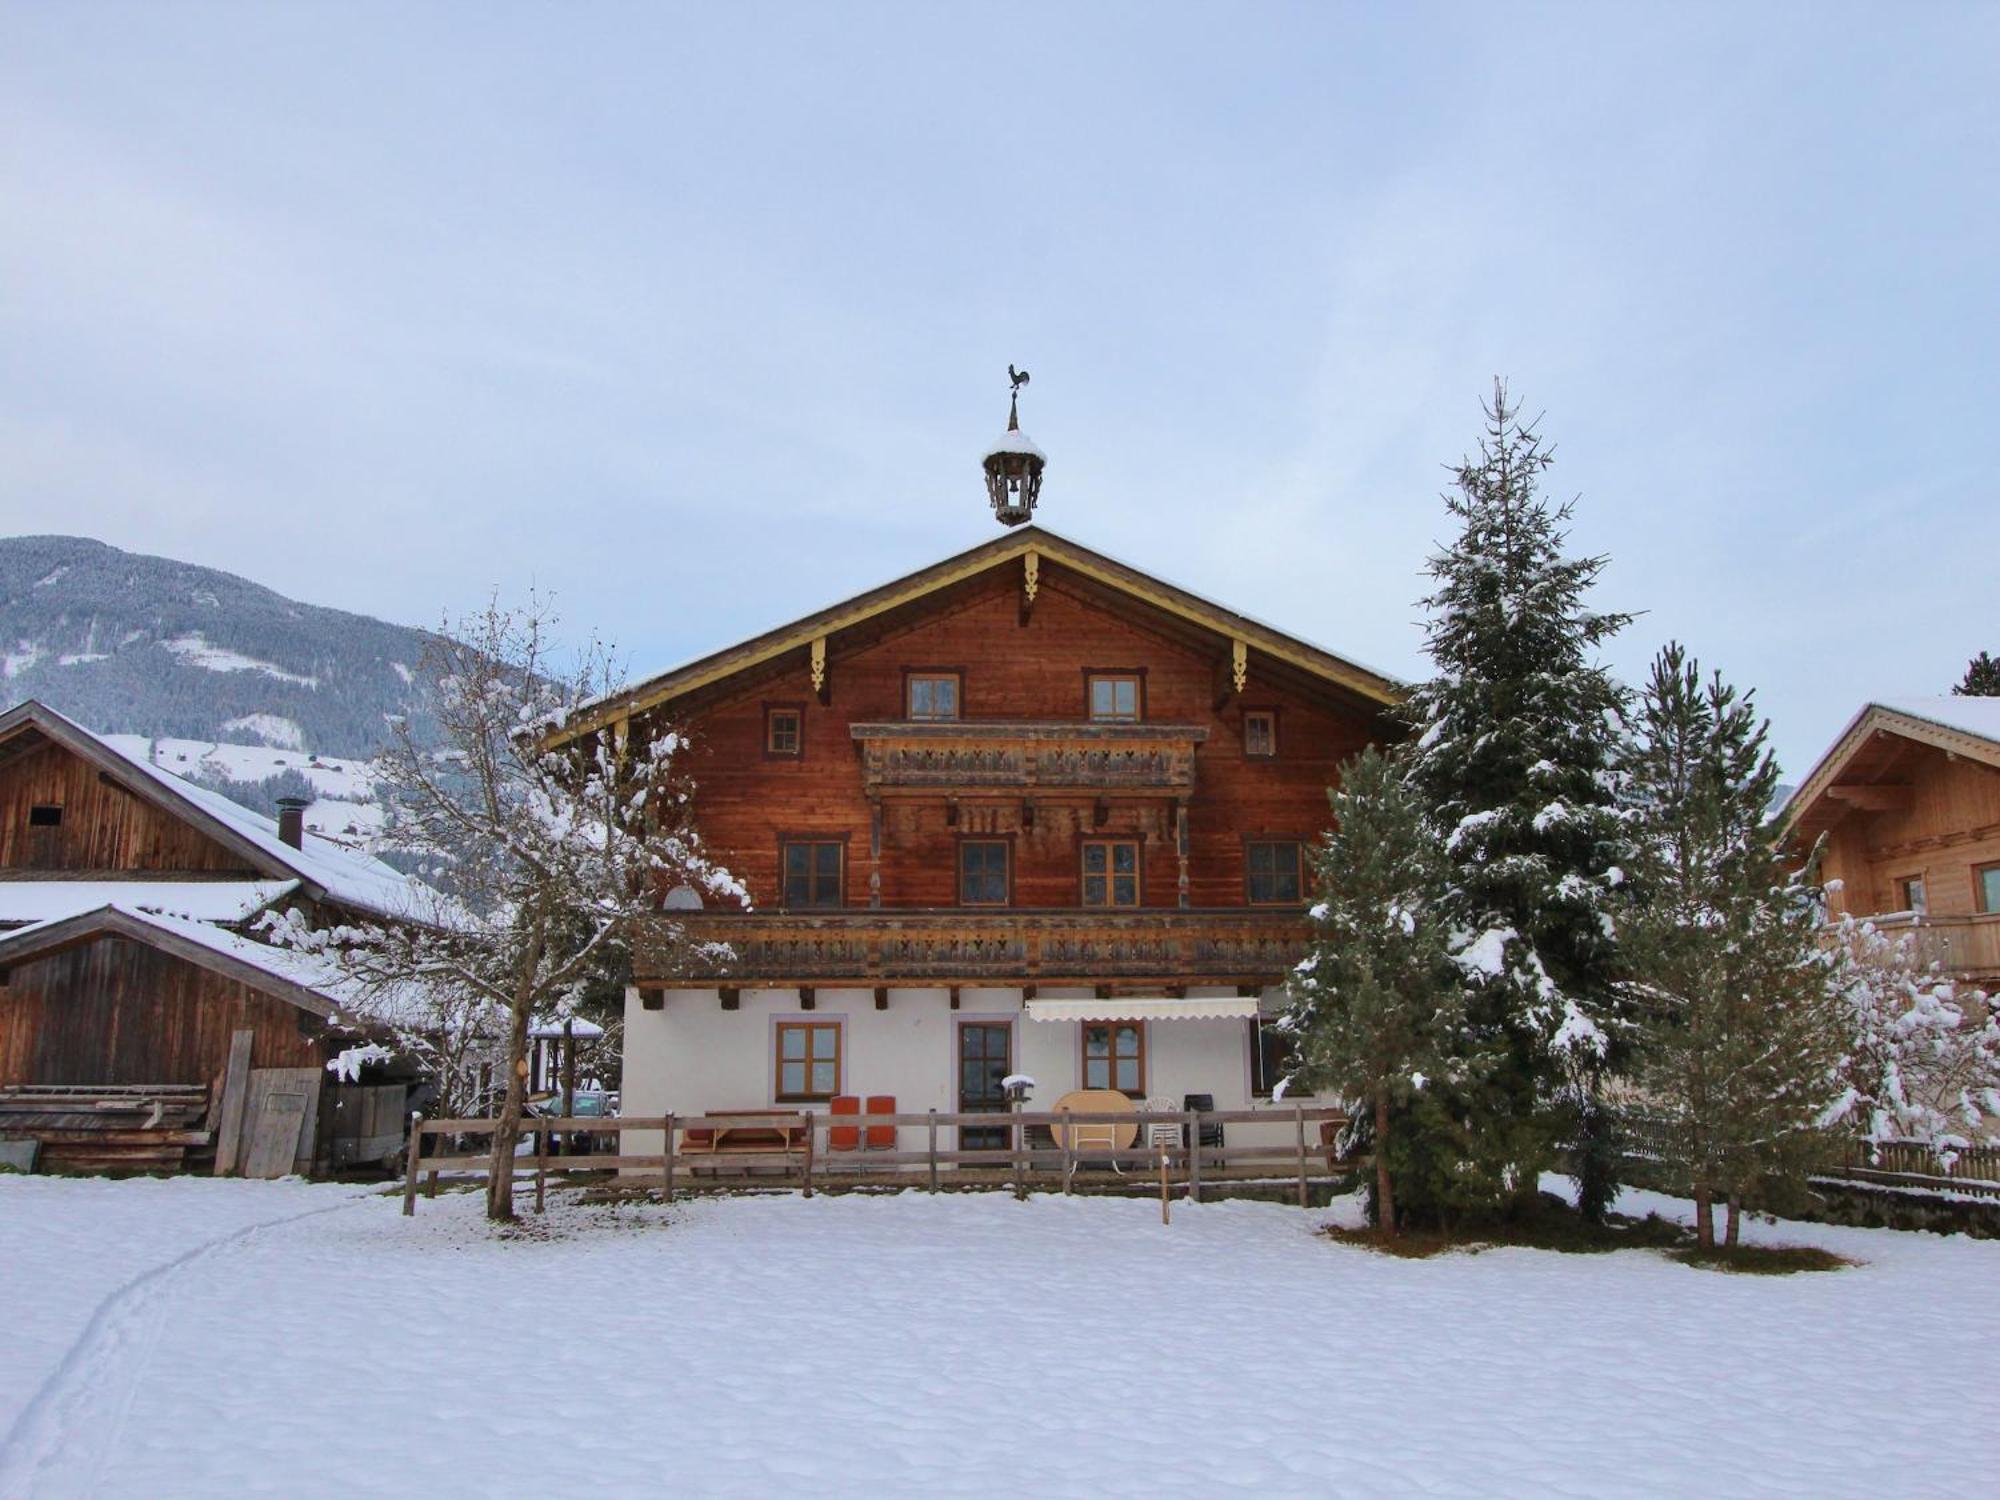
0;535;438;759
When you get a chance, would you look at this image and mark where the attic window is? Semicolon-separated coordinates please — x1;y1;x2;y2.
28;805;63;828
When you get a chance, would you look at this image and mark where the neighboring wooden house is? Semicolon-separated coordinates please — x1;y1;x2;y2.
0;700;426;1173
544;426;1404;1158
1782;696;2000;987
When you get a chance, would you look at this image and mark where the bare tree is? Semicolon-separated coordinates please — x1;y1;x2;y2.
286;596;743;1219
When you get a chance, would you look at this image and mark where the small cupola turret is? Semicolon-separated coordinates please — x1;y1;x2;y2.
983;365;1045;527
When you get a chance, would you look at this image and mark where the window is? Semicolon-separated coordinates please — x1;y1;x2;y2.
782;840;844;908
1978;863;2000;915
1243;710;1277;759
764;705;802;758
959;839;1010;906
1083;1023;1145;1096
1249;1016;1303;1098
1086;672;1142;722
27;805;62;828
1899;875;1928;916
906;672;961;721
1081;839;1141;907
1247;840;1304;905
775;1021;841;1102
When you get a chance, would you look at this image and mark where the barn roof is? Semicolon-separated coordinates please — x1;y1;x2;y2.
0;700;426;922
0;879;299;929
550;525;1405;744
1779;695;2000;844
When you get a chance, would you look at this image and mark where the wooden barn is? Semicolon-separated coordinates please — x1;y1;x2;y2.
0;700;428;1174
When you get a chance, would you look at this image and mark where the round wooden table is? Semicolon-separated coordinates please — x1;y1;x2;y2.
1050;1088;1138;1152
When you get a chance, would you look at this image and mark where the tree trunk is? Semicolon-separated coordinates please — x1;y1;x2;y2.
1693;1185;1714;1250
1724;1193;1741;1247
486;930;544;1221
1373;1086;1397;1237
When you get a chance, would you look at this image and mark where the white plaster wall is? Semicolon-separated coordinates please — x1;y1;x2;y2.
620;981;1326;1164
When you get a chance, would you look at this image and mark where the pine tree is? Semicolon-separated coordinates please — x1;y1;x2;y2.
1622;645;1846;1248
1954;651;2000;696
1282;747;1492;1233
1401;382;1635;1218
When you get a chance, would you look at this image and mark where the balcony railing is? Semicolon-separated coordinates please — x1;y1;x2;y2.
1846;911;2000;979
849;721;1209;799
638;907;1308;987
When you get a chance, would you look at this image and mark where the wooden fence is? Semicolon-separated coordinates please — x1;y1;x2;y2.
401;1105;1354;1216
1617;1110;2000;1200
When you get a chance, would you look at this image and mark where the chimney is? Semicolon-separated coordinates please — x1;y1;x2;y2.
276;796;309;850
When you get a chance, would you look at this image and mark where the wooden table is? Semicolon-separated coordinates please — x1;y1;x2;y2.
1049;1089;1138;1153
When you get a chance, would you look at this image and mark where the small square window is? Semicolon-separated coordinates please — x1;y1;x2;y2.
1243;710;1277;758
28;805;62;828
959;840;1010;906
1087;674;1142;723
907;673;961;721
1247;840;1304;905
765;707;802;758
1082;839;1141;907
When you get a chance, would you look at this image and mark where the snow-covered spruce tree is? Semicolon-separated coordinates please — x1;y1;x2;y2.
1282;746;1492;1234
1402;382;1635;1221
1621;645;1847;1248
1826;913;2000;1168
282;597;744;1221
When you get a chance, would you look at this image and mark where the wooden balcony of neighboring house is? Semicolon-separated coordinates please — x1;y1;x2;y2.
635;907;1310;989
849;720;1209;800
1845;909;2000;984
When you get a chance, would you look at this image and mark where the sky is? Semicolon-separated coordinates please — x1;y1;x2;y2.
1;2;1994;777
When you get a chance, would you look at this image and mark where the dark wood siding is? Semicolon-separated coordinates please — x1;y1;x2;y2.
0;935;327;1086
0;740;258;875
647;562;1384;910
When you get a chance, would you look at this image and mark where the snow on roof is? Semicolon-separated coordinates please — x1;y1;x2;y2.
983;428;1046;461
1876;695;2000;745
528;1018;606;1040
8;702;429;922
0;879;298;928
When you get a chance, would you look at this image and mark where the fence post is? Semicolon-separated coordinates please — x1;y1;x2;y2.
1060;1116;1073;1194
802;1111;815;1199
402;1112;423;1217
1187;1108;1202;1204
535;1120;549;1214
1294;1103;1308;1209
1012;1101;1027;1202
927;1110;938;1194
662;1113;676;1204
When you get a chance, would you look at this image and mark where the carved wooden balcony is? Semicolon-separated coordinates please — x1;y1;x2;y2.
638;907;1308;988
849;721;1209;800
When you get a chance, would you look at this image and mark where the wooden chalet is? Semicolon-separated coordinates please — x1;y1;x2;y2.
548;397;1404;1162
0;700;426;1174
1782;695;2000;986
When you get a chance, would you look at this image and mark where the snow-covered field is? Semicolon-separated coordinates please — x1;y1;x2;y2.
1;1177;1994;1499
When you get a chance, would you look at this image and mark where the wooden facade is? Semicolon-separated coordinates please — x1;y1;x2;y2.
0;736;258;876
1785;700;2000;981
569;528;1402;991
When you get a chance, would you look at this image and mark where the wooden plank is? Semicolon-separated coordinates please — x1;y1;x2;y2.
211;1029;254;1176
241;1088;307;1179
403;1112;423;1216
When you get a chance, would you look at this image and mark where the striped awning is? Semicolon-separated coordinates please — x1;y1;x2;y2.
1024;996;1260;1023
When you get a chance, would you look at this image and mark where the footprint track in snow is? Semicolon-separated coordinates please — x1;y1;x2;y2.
0;1192;369;1499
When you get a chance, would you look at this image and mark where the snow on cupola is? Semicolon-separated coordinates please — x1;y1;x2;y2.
982;364;1046;527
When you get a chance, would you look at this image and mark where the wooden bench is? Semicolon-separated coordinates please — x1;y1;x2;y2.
679;1110;809;1168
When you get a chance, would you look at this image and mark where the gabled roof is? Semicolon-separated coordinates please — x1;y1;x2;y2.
0;903;362;1021
0;700;423;922
0;879;299;929
552;525;1404;742
1780;696;2000;839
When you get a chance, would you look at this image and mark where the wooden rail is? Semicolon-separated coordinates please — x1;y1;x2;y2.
401;1105;1354;1216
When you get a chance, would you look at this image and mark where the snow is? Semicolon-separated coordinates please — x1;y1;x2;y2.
0;879;298;927
1458;925;1515;978
3;641;45;678
389;660;415;685
53;653;107;666
983;428;1047;460
158;633;318;687
0;1177;1995;1498
219;713;306;750
1878;694;2000;744
101;733;377;801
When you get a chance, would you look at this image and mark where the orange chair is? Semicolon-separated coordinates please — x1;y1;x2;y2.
864;1095;896;1150
828;1095;861;1152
